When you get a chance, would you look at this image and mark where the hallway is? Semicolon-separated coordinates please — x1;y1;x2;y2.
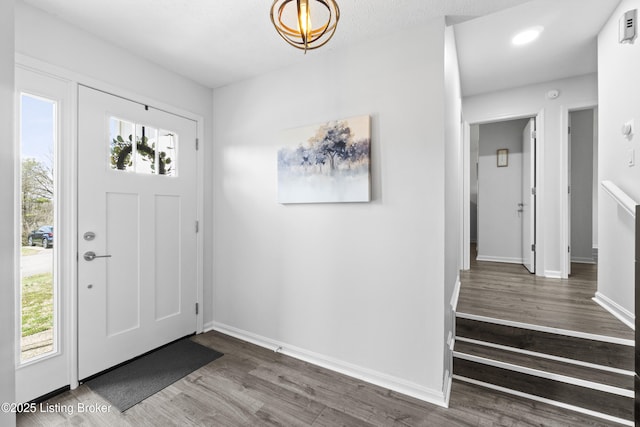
458;253;633;340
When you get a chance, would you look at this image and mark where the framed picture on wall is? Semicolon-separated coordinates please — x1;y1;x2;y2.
277;115;371;204
497;149;509;167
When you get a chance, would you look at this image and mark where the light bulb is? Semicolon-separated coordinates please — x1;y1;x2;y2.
298;0;311;39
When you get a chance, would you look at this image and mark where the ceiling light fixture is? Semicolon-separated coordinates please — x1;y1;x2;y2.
512;26;544;46
271;0;340;53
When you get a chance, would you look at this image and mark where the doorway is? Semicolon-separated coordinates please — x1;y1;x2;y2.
77;86;199;380
470;117;536;271
567;107;598;275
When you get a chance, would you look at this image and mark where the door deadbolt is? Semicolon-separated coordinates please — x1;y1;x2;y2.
83;251;112;261
83;231;96;241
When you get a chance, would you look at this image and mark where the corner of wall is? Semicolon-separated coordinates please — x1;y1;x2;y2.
0;1;16;426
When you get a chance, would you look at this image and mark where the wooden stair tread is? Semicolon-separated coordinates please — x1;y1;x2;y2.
456;317;634;370
454;358;633;421
453;340;633;391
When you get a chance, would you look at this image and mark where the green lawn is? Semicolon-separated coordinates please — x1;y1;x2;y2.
21;273;54;337
21;247;39;256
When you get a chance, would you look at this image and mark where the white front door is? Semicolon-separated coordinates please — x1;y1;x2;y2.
78;86;198;379
521;118;536;273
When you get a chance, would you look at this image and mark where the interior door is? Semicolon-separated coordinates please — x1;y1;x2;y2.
522;118;536;273
78;86;198;380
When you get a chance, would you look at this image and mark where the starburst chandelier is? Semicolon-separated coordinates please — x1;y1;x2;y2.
270;0;340;53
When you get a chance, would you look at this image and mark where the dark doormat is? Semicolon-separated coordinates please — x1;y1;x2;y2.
85;338;223;412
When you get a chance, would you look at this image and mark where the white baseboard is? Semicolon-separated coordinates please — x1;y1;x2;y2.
475;255;523;264
450;276;461;312
443;369;452;407
593;293;635;330
544;270;562;279
571;257;596;264
211;322;447;408
203;321;215;333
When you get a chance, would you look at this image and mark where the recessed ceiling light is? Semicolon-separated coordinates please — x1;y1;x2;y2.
512;26;544;46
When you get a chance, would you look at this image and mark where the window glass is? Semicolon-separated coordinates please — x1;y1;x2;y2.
110;117;178;176
20;94;57;362
110;117;136;172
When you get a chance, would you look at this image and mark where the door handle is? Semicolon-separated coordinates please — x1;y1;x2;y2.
83;251;112;261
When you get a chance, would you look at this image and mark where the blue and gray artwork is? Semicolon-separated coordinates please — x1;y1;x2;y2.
277;116;371;203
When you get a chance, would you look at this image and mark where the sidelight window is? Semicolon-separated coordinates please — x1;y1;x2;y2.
19;94;57;362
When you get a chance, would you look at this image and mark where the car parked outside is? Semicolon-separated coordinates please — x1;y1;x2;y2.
28;225;54;248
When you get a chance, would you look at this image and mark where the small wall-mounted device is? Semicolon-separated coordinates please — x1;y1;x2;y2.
619;9;637;43
622;119;634;138
546;89;560;100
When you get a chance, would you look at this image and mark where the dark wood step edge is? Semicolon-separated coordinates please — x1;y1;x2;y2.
456;312;634;346
452;375;634;427
452;351;633;398
455;336;635;377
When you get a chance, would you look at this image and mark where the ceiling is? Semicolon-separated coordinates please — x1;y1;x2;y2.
455;0;620;96
20;0;620;95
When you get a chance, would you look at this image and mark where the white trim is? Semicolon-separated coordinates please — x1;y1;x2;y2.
203;321;215;333
14;66;77;401
463;109;545;277
450;277;461;311
534;109;544;277
443;369;452;407
456;336;634;376
456;312;634;346
593;293;635;331
561;102;598;279
571;257;596;264
212;322;447;408
453;375;633;427
462;121;471;270
454;351;633;397
544;270;562;279
475;255;523;264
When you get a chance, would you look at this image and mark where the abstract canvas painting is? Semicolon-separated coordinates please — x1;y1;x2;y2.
277;115;371;204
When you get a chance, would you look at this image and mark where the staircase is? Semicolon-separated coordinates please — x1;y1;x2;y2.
453;313;635;426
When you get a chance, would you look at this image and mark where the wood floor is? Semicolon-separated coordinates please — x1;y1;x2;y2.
19;330;620;426
454;250;634;425
458;250;634;340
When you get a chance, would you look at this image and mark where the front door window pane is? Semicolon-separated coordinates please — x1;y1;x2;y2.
110;116;178;176
110;117;135;172
157;130;177;177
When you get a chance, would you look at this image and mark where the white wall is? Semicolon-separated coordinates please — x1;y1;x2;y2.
15;2;215;327
570;109;595;263
597;0;640;319
212;20;450;402
464;74;598;277
0;1;16;425
477;119;529;263
443;24;462;388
